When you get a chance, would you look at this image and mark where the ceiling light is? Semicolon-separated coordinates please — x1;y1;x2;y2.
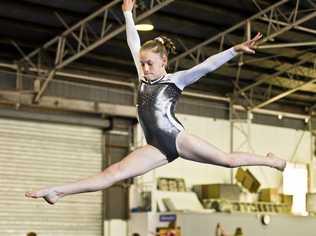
136;19;154;31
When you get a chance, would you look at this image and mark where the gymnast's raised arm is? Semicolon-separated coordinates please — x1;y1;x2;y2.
172;32;263;90
122;0;143;78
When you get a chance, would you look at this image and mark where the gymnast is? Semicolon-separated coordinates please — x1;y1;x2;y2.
25;0;286;204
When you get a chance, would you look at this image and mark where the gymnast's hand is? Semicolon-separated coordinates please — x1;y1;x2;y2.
234;32;262;54
122;0;135;12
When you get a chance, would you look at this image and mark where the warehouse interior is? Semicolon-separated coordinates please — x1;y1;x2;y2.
0;0;316;235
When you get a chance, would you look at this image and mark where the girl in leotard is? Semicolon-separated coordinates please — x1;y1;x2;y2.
25;0;286;204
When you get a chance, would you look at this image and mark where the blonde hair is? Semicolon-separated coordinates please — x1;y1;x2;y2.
141;36;176;58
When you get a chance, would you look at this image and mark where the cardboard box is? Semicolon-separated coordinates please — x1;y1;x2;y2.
157;178;187;192
280;193;293;206
193;184;241;201
235;168;246;183
235;168;261;193
157;227;181;236
259;188;280;203
244;169;261;193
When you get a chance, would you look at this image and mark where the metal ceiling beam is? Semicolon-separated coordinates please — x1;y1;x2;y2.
168;0;288;69
232;0;316;109
5;4;314;75
20;0;175;103
240;53;315;93
235;0;316;109
252;0;316;36
252;77;316;110
169;0;316;69
251;58;316;110
257;11;316;45
241;57;316;92
168;0;316;99
165;31;316;93
257;41;316;49
238;52;316;109
258;17;316;36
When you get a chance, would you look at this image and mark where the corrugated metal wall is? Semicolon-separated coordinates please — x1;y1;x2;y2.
0;70;135;106
0;118;103;236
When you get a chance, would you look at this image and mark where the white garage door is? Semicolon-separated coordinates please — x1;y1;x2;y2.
0;118;103;236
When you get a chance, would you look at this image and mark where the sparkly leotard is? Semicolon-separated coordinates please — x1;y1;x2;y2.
137;77;184;162
124;11;237;162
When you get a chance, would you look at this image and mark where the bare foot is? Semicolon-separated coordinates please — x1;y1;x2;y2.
25;188;64;205
266;152;287;171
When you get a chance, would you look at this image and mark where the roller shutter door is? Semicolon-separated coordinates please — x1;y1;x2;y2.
0;118;103;236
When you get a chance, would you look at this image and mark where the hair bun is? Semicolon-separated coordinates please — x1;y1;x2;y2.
141;36;176;57
160;36;176;55
154;37;165;45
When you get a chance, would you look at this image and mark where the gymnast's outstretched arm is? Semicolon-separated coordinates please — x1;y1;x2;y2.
171;47;237;90
172;33;263;90
123;0;143;78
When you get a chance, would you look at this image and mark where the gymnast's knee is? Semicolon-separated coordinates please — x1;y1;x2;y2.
103;162;125;182
225;153;238;168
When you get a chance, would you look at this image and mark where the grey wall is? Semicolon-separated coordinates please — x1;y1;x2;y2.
177;212;316;236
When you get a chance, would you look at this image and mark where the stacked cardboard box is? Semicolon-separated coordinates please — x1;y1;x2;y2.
157;227;181;236
259;188;279;203
235;168;261;193
193;184;241;201
258;189;293;208
280;193;293;206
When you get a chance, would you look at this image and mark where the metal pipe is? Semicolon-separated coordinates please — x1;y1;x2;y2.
257;41;316;49
259;17;316;35
234;105;309;120
182;91;230;102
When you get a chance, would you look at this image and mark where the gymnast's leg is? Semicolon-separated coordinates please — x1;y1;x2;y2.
176;131;286;171
25;145;168;204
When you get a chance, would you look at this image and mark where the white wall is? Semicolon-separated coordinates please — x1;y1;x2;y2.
104;220;127;236
234;122;311;189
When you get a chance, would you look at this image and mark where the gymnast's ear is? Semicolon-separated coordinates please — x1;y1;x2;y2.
161;54;168;67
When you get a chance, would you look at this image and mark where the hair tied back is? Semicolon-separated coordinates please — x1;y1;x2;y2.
155;37;165;45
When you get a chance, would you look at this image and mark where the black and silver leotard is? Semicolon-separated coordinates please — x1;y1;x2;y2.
137;76;184;162
124;11;237;162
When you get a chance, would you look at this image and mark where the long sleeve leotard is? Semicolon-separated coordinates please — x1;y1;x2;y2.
124;11;237;161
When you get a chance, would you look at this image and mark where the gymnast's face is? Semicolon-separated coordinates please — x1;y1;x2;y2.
140;49;167;80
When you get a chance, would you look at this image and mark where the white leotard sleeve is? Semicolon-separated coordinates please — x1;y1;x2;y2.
123;11;143;78
170;47;238;90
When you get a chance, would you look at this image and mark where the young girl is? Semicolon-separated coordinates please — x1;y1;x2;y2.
25;0;286;204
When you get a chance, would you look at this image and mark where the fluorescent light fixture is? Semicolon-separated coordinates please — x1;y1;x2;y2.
136;20;154;31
